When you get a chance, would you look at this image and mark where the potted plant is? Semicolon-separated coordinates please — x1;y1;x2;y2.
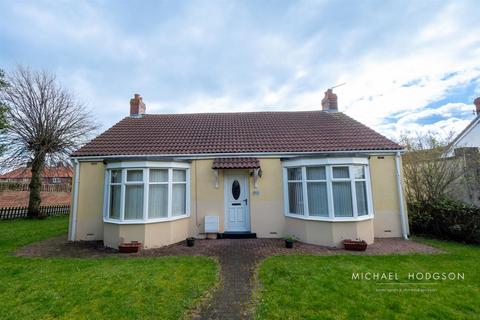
118;241;142;253
343;239;368;251
186;237;196;247
284;235;295;249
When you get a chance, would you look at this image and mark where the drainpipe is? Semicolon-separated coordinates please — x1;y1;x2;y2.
395;152;409;240
69;159;80;242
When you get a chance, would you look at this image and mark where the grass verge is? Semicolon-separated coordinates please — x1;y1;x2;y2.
0;217;218;320
256;238;479;319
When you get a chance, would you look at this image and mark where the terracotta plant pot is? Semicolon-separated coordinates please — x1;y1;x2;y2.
186;237;195;247
285;239;294;249
343;239;368;251
118;241;142;253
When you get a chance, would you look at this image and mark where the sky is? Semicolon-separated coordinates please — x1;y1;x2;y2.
1;0;479;141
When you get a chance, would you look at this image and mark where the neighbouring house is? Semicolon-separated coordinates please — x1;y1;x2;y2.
447;97;480;155
0;165;73;185
68;91;409;249
445;97;480;206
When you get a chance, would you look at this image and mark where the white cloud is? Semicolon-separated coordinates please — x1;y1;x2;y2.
0;0;479;142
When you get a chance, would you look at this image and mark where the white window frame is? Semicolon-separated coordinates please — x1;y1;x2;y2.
103;161;190;224
282;158;374;222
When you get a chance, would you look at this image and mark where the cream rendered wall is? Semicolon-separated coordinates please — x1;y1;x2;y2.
69;161;105;241
248;159;285;237
103;219;190;249
190;160;225;236
73;155;405;249
190;158;285;238
369;155;404;238
285;218;373;247
332;220;374;245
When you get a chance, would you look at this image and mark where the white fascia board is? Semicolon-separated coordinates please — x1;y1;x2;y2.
106;161;190;169
71;149;403;161
282;157;369;167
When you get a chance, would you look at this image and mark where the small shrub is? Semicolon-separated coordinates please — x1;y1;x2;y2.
409;198;480;243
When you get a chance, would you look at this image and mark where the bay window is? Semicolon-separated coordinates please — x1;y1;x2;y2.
284;159;373;221
105;162;190;223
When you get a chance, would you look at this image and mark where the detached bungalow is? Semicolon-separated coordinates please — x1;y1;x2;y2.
68;90;409;249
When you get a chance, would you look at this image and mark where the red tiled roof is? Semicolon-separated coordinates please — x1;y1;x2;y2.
0;166;73;179
212;157;260;169
72;111;402;157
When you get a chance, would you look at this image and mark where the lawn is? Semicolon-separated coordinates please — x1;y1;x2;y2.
0;216;218;320
256;239;480;320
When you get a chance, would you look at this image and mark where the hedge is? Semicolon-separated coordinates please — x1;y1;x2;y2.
409;198;480;244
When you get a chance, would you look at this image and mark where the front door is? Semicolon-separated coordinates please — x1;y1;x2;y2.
224;172;250;232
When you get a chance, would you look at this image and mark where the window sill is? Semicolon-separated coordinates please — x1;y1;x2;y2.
104;214;190;225
285;213;373;222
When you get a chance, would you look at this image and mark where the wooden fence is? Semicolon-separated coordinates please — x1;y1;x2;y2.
0;182;72;192
0;204;70;220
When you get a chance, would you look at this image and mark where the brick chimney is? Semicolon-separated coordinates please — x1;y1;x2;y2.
321;89;338;112
130;93;146;117
474;97;480;116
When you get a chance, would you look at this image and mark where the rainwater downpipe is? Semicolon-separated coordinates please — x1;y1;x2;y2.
69;159;80;241
395;151;409;240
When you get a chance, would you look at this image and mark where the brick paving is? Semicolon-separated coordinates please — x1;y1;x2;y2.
16;237;441;319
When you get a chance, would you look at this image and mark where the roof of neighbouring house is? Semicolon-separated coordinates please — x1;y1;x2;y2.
72;111;402;157
448;115;480;151
0;166;73;179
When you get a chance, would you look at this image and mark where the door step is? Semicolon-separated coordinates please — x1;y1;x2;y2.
217;232;257;239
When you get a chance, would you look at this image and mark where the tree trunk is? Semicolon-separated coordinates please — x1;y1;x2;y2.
27;153;45;218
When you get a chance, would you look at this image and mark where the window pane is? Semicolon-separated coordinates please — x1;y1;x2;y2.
125;185;144;219
173;170;186;182
148;184;168;218
353;166;365;179
150;169;168;182
333;182;353;217
109;185;121;219
287;168;302;181
111;170;122;183
172;184;186;216
307;167;326;180
288;182;304;214
307;182;328;217
232;180;241;200
356;181;368;216
333;167;350;179
127;170;143;182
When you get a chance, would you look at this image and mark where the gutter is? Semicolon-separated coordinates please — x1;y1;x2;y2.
69;159;80;242
395;151;409;240
71;149;405;161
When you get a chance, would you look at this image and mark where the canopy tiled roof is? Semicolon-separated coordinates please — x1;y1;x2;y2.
72;111;402;157
212;157;260;169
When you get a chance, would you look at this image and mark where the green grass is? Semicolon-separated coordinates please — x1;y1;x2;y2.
0;217;218;320
256;238;480;320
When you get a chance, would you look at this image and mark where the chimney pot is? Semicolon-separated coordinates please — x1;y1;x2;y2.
322;88;338;112
474;97;480;116
130;94;146;117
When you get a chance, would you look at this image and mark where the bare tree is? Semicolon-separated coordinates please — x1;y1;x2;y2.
0;69;8;156
400;132;462;203
0;66;98;217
